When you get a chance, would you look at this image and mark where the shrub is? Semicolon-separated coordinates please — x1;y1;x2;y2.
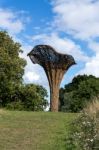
6;101;24;111
66;98;99;150
5;84;48;111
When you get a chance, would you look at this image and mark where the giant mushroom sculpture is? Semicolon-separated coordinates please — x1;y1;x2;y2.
28;45;76;112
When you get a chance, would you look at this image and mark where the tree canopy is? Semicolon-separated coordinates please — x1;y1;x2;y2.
0;31;48;111
0;31;26;106
59;75;99;112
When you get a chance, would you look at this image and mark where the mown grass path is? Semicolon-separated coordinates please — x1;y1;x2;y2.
0;110;77;150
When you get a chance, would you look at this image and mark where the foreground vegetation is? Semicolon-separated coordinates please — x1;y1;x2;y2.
66;99;99;150
0;110;76;150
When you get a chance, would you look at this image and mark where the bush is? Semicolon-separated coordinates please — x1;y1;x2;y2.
66;98;99;150
6;101;24;111
4;84;48;111
21;84;48;111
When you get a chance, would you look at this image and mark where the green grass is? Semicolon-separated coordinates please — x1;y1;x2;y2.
0;109;77;150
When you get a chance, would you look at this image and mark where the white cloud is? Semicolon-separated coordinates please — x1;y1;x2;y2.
77;40;99;77
79;41;99;77
0;8;25;34
78;52;99;77
52;0;99;40
23;71;40;82
88;41;99;53
32;33;90;62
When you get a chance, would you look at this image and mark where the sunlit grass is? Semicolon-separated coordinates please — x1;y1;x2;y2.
0;110;77;150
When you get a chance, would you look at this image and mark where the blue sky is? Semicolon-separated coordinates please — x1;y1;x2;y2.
0;0;99;95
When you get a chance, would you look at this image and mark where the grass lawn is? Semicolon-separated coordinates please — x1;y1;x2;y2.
0;109;77;150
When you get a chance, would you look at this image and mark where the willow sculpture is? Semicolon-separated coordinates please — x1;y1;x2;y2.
28;45;76;112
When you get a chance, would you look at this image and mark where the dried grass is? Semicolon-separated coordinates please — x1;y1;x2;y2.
0;109;6;115
83;97;99;118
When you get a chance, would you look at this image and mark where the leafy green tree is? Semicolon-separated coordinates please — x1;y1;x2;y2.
59;75;99;112
0;31;48;111
6;84;48;111
22;84;48;111
0;31;26;106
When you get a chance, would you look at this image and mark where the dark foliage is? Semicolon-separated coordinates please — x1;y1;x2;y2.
59;75;99;112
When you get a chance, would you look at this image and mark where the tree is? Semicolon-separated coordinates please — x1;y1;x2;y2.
59;75;99;112
21;84;48;111
0;31;48;111
6;84;48;111
0;31;26;106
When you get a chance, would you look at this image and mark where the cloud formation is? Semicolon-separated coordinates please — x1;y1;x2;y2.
52;0;99;40
0;8;25;34
23;71;40;82
78;53;99;77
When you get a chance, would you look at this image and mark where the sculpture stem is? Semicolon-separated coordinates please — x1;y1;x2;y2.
50;84;59;112
48;69;65;112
